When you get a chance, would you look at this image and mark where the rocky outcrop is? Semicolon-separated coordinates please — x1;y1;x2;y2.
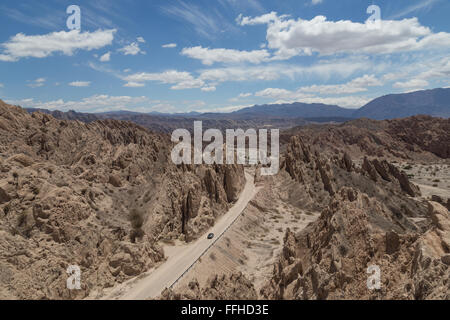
385;116;450;159
261;188;449;300
361;157;421;197
342;152;353;172
108;174;122;188
282;136;337;208
161;273;257;300
428;201;450;252
316;158;335;196
0;187;11;204
284;136;312;184
282;136;424;219
286;116;450;161
0;100;245;299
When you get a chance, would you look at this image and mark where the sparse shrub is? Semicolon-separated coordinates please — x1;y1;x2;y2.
129;208;144;243
56;181;68;188
129;208;144;229
403;165;413;170
30;185;40;195
17;212;27;227
130;229;144;243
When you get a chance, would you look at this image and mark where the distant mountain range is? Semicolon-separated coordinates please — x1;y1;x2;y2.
219;88;450;120
23;88;450;132
199;103;355;120
353;88;450;119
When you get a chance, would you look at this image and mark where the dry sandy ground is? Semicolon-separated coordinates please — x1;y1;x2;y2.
172;172;319;295
397;161;450;200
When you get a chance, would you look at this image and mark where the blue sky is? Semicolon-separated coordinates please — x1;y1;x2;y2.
0;0;449;113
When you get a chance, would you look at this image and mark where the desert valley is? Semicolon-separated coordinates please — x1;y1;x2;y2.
0;0;449;304
0;87;448;300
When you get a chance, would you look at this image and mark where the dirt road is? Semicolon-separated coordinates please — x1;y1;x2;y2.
105;170;258;300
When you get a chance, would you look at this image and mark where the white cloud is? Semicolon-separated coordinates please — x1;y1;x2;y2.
237;13;450;58
162;43;177;48
311;0;323;5
393;79;429;89
200;66;276;82
118;42;145;56
99;52;111;62
181;46;270;65
255;87;370;108
123;82;145;88
7;95;152;113
195;104;251;113
117;57;377;92
123;70;204;90
0;29;116;62
417;56;450;80
162;1;239;39
236;12;280;26
0;83;3;88
171;78;205;90
199;59;375;83
390;0;440;19
27;78;46;88
69;81;91;87
253;75;383;108
137;37;146;43
291;96;371;109
220;0;264;12
298;75;382;94
382;72;407;82
201;86;216;92
255;88;312;101
229;92;252;102
254;75;383;108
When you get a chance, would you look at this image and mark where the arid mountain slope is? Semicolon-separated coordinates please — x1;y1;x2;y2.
260;135;449;300
24;107;311;133
283;116;450;161
354;88;450;119
0;100;244;299
163;132;448;300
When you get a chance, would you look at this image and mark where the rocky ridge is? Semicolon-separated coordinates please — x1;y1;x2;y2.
283;116;450;161
260;135;448;300
0;100;245;299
